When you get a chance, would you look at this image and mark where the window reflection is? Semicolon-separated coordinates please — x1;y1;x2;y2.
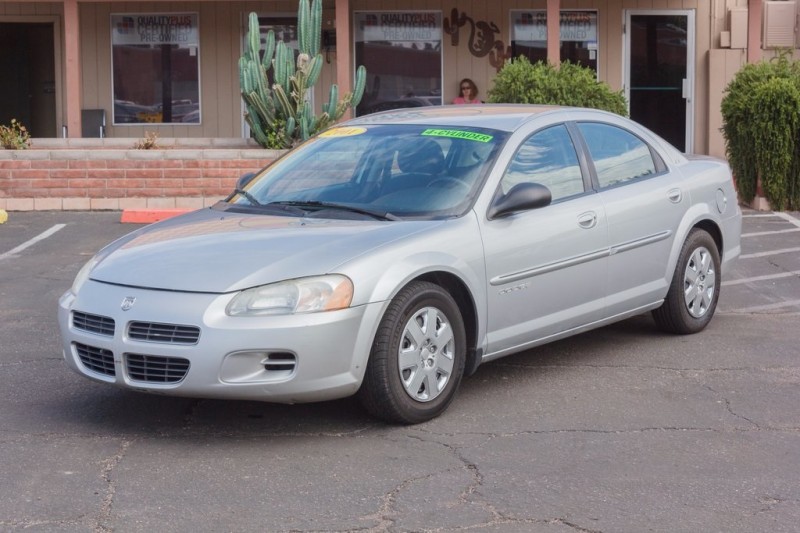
511;10;598;74
111;13;200;125
502;124;584;200
577;123;657;187
354;12;442;116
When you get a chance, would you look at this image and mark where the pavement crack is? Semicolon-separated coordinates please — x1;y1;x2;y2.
704;385;761;428
405;433;510;526
549;518;604;532
93;439;132;532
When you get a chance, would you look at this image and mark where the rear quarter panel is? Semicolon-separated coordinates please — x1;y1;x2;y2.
665;157;742;281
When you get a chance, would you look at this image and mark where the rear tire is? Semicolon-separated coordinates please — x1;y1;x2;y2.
652;229;721;334
358;281;466;424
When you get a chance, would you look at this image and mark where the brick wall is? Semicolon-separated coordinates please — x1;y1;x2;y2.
0;139;282;211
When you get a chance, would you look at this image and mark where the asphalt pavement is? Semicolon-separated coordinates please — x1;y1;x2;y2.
0;209;798;532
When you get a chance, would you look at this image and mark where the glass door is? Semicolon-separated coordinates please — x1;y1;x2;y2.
0;22;57;136
624;11;694;152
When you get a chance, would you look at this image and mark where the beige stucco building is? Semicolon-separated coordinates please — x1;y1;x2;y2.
1;0;798;158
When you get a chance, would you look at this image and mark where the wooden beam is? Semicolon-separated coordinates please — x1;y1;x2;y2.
64;0;81;137
547;0;560;67
335;0;352;119
747;0;762;63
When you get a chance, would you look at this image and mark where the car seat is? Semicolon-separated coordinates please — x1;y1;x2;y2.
383;138;446;194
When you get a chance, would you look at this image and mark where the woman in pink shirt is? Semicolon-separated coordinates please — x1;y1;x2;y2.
453;78;481;104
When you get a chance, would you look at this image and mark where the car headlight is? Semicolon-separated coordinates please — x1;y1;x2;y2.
226;275;354;316
71;257;99;295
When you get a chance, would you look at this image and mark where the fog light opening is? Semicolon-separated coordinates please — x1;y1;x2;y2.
262;352;296;372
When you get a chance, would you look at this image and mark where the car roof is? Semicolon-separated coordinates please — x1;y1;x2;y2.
347;104;579;132
345;104;689;165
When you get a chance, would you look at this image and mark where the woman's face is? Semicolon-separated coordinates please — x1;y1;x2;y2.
460;82;474;99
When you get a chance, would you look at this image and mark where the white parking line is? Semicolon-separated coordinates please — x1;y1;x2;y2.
774;212;800;228
723;270;800;286
724;299;800;314
741;228;800;238
740;246;800;259
0;224;66;261
742;213;780;218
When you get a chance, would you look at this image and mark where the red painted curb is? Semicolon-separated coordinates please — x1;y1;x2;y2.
120;208;192;224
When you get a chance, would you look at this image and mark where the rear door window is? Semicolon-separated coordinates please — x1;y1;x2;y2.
576;122;660;188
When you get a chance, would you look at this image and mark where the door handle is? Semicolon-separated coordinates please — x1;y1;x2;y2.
668;188;683;203
577;211;597;229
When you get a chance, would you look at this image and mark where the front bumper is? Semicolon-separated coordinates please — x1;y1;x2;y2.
58;280;385;403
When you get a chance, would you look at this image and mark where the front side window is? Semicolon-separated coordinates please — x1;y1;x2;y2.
228;125;507;219
510;10;598;74
500;124;584;201
577;123;658;187
111;13;200;125
354;12;442;116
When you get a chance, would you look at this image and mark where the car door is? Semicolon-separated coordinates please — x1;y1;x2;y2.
575;121;690;315
481;123;609;358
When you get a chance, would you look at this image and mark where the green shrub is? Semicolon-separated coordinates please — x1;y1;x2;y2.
0;119;31;150
487;56;628;116
721;53;800;210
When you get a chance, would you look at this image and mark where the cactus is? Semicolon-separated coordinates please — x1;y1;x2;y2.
238;1;367;149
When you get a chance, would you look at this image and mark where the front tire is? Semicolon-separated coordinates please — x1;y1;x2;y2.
652;228;721;334
359;281;466;424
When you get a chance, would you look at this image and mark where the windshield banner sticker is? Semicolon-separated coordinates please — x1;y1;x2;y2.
320;127;367;137
421;129;493;143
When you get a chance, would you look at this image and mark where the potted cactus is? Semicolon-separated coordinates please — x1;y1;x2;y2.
239;0;366;148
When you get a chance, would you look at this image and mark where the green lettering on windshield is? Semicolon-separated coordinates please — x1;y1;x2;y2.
421;129;493;143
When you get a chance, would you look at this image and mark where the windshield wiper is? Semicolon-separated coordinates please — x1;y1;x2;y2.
268;201;400;221
226;191;308;216
231;188;264;207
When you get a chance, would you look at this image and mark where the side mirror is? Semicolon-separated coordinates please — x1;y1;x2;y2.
236;172;258;190
488;182;552;219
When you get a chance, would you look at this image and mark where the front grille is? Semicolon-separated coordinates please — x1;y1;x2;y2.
125;354;190;383
75;343;115;376
128;322;200;345
73;311;115;337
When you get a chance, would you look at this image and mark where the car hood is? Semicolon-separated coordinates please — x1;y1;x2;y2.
90;208;441;293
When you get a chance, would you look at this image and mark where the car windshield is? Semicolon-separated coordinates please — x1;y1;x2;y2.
225;124;508;220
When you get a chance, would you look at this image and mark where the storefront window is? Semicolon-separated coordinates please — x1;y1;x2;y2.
510;10;598;74
111;13;200;125
354;12;442;116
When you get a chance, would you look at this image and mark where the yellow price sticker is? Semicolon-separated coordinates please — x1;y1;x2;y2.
319;127;367;138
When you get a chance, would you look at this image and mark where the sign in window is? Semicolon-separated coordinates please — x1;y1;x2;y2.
354;11;442;116
511;10;598;74
111;13;200;125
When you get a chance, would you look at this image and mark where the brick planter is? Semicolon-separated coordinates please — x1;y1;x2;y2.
0;138;283;211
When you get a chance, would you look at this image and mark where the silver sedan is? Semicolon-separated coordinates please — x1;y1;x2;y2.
58;105;742;424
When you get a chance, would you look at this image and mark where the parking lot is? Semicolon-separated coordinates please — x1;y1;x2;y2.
1;208;799;532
